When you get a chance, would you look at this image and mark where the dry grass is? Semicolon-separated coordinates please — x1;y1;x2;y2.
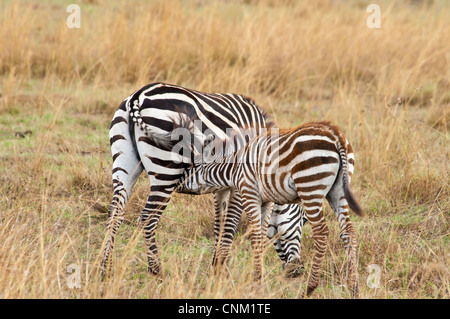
0;0;448;299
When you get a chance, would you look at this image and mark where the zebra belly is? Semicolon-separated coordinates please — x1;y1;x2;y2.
258;172;299;204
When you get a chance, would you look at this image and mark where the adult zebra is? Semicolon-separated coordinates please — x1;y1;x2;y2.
179;121;364;297
102;82;306;276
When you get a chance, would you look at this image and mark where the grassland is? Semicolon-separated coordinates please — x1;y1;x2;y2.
0;0;448;299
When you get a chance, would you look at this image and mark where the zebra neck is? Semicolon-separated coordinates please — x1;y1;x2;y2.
203;153;240;188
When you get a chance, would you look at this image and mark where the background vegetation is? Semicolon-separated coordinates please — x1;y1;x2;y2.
0;0;448;298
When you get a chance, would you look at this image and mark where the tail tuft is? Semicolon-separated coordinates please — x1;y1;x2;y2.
343;180;364;217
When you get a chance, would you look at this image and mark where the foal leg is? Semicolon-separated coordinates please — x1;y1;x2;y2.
212;189;230;271
240;190;264;282
212;189;242;273
298;197;328;296
327;178;359;298
261;202;274;250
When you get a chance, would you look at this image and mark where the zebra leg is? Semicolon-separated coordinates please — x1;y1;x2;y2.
261;202;274;250
212;189;229;268
240;191;264;282
212;189;230;271
299;199;328;297
327;178;359;298
102;100;144;276
340;212;358;298
139;183;176;275
101;185;129;276
102;162;143;276
134;117;187;275
212;189;243;274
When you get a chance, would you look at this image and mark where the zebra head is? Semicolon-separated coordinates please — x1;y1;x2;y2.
179;164;219;195
178;134;220;194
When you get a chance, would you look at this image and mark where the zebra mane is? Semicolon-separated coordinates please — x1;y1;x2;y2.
259;109;276;129
241;95;276;129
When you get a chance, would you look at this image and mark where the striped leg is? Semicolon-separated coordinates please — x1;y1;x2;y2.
102;171;143;275
327;179;359;297
102;101;143;275
101;187;127;275
212;189;243;273
300;199;329;296
240;190;264;281
339;211;358;297
139;183;176;275
261;202;274;249
135;121;186;275
212;189;230;271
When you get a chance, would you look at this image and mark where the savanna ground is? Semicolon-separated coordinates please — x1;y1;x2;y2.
0;0;448;299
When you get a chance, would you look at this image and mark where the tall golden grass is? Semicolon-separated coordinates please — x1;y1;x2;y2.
0;0;448;299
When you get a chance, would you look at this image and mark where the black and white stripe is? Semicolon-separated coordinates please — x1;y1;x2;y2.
102;82;306;276
179;121;363;296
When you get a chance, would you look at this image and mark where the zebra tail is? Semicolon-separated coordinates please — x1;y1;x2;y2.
339;145;364;217
343;177;364;217
128;97;174;149
128;95;203;163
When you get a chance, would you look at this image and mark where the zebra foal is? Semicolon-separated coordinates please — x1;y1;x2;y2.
180;121;364;297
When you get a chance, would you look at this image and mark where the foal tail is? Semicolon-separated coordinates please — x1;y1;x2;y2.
337;144;364;217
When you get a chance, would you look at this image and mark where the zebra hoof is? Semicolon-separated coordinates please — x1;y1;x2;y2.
100;261;111;281
306;284;318;297
350;283;360;299
147;266;162;276
100;269;107;281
